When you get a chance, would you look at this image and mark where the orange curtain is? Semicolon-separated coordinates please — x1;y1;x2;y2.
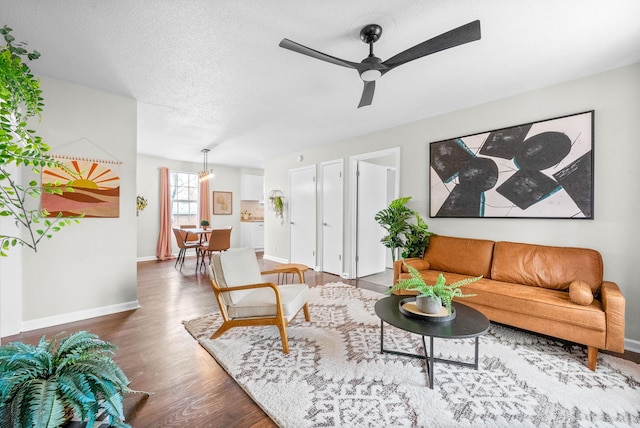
199;176;210;225
156;167;174;260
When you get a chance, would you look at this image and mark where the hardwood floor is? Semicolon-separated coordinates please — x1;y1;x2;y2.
3;254;638;426
2;254;382;427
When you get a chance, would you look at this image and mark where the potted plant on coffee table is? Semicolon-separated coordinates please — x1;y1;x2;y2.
387;263;480;315
0;330;146;428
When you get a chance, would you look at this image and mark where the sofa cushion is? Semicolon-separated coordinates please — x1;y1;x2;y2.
491;241;603;292
401;259;431;272
569;280;594;305
227;283;309;321
400;270;605;331
462;278;605;331
423;235;495;278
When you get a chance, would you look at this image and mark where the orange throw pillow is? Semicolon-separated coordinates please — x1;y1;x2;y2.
569;280;593;305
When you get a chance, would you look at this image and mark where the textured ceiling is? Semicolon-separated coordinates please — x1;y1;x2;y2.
3;1;640;169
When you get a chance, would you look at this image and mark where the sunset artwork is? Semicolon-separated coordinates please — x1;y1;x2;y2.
42;157;120;218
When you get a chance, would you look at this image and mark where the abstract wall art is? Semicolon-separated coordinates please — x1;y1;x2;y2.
42;156;121;218
429;111;594;219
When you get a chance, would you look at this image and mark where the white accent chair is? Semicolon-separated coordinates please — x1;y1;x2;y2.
207;247;311;353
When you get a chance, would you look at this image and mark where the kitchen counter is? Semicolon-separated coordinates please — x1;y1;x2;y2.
241;218;264;222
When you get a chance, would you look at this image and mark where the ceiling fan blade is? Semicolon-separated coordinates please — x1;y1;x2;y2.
358;81;375;108
382;20;481;69
279;38;359;69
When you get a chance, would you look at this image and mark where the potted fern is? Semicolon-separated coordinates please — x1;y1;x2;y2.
0;330;144;428
387;263;481;315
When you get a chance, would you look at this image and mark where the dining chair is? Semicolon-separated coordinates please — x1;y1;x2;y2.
172;228;201;271
181;224;202;243
206;247;311;353
198;227;232;273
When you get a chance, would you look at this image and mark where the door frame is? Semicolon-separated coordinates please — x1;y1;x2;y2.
347;147;400;279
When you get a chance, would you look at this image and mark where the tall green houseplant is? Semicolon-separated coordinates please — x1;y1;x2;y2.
402;212;431;258
374;196;413;262
375;196;431;262
0;25;79;257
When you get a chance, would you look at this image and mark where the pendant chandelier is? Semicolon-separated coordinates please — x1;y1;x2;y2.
199;148;214;182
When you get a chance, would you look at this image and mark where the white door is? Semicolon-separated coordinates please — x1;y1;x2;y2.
289;166;316;267
321;160;343;276
356;161;388;277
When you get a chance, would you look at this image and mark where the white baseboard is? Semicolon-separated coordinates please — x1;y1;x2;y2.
624;337;640;353
20;301;140;333
137;253;182;262
263;254;289;263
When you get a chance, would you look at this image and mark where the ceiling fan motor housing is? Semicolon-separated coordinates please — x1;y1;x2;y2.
360;24;383;44
360;56;383;81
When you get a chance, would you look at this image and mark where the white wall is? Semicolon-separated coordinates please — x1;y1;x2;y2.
136;154;251;260
17;77;138;329
265;62;640;345
0;163;22;338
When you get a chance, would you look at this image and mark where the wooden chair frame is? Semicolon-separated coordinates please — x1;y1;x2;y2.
207;266;310;354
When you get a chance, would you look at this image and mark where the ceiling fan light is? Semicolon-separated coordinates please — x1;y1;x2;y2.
360;69;381;82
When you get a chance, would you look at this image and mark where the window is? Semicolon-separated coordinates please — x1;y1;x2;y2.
170;171;198;228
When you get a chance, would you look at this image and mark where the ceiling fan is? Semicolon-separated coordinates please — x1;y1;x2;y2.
279;20;481;108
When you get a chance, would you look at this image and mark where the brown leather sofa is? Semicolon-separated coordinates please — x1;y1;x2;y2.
392;235;626;370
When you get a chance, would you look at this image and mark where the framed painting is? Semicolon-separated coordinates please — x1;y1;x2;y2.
42;156;121;218
429;111;594;219
213;191;232;215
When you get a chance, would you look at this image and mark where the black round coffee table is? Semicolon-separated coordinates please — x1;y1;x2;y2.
374;295;490;389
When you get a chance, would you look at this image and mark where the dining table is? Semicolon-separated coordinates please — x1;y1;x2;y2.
179;228;211;244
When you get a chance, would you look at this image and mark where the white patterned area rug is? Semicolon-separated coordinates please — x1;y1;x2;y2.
183;282;640;427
